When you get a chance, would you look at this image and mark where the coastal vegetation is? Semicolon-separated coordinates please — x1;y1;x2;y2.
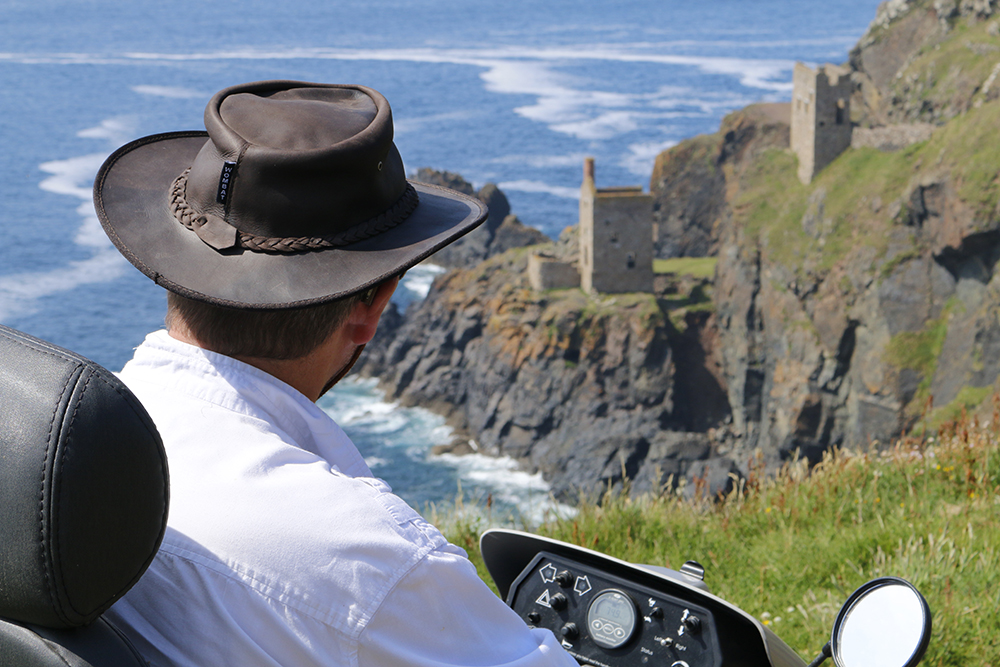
440;406;1000;666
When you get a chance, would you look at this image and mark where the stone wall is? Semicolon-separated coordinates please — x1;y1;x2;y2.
528;253;580;290
791;63;853;183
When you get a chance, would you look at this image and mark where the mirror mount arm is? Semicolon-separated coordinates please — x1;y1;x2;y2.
806;641;832;667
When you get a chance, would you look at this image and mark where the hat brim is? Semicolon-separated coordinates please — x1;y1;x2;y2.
94;131;487;309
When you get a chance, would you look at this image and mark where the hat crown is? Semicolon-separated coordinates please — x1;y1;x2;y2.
184;81;408;240
218;87;379;152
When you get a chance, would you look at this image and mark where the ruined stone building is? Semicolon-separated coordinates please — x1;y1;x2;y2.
578;158;654;293
791;62;853;184
528;158;654;294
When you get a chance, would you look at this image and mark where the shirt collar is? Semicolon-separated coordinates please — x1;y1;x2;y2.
123;330;373;478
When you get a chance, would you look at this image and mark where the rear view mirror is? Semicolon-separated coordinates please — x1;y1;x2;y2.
831;577;931;667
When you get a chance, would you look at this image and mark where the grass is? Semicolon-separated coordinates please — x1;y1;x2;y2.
443;406;1000;666
654;256;718;279
731;97;1000;288
889;12;1000;123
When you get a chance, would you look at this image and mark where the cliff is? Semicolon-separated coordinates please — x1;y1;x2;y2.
360;0;1000;499
705;0;1000;468
359;243;735;501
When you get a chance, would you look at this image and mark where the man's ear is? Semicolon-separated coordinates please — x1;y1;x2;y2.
346;277;399;345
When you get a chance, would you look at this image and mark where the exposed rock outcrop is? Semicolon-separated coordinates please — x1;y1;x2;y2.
413;168;530;267
358;247;735;501
649;103;791;258
851;0;1000;126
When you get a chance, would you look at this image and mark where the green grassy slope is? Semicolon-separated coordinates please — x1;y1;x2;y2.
443;408;1000;665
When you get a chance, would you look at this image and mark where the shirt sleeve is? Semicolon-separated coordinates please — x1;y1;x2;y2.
357;544;578;667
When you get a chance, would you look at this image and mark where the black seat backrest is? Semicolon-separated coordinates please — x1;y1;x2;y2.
0;325;168;667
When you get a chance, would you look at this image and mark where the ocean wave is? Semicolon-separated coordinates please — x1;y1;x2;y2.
0;249;127;321
131;84;206;99
399;263;445;299
498;180;579;200
434;451;577;524
0;148;129;321
3;45;795;145
76;117;139;145
491;153;589;169
621;139;679;177
323;376;569;522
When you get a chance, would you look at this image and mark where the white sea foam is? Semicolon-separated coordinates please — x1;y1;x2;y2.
401;263;445;299
364;456;389;469
3;45;794;147
621;139;679;177
38;153;107;200
498;180;580;200
0;250;127;321
323;376;570;522
131;84;205;99
75;116;138;145
491;153;589;169
0;141;128;321
433;451;577;524
393;110;479;136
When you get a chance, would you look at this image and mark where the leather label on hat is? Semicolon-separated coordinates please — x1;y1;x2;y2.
216;161;237;205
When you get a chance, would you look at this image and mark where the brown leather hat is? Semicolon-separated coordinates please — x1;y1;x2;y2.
94;80;487;309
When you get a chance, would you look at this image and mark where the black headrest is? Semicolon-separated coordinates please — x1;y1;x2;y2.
0;325;168;629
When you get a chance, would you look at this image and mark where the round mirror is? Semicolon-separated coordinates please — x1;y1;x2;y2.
832;577;931;667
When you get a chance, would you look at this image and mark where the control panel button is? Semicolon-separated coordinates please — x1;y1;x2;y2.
527;612;540;624
683;614;701;634
650;606;664;619
550;593;568;611
561;622;579;640
556;570;574;587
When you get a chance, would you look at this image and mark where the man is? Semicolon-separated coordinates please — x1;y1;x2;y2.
95;80;575;666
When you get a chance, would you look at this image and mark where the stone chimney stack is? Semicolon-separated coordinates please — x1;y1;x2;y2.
583;156;595;182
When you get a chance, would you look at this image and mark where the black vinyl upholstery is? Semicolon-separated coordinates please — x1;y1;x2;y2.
0;325;168;666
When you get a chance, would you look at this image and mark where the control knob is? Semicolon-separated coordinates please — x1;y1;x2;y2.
561;623;579;640
683;614;701;634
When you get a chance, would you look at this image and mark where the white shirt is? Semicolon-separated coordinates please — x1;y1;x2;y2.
106;331;575;667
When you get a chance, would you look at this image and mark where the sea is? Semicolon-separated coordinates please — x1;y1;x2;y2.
0;0;882;524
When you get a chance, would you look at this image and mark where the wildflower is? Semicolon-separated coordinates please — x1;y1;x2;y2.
765;507;772;514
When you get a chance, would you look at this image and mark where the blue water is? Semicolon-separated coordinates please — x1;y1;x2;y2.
0;0;882;517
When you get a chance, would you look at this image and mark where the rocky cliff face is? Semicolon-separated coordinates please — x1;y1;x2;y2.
356;1;1000;500
851;0;1000;126
649;103;790;258
412;168;548;267
359;246;735;501
714;93;1000;471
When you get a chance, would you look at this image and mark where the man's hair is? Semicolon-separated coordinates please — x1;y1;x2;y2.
166;291;367;360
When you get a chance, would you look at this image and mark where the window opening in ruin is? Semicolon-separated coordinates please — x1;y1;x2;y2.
610;232;619;243
836;98;845;125
626;253;635;269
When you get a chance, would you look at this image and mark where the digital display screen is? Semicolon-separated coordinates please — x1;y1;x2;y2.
587;590;636;649
594;597;630;622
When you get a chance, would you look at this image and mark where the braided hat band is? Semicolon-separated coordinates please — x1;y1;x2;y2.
168;168;420;254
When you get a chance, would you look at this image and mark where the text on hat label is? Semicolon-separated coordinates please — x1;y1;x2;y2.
217;161;237;205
